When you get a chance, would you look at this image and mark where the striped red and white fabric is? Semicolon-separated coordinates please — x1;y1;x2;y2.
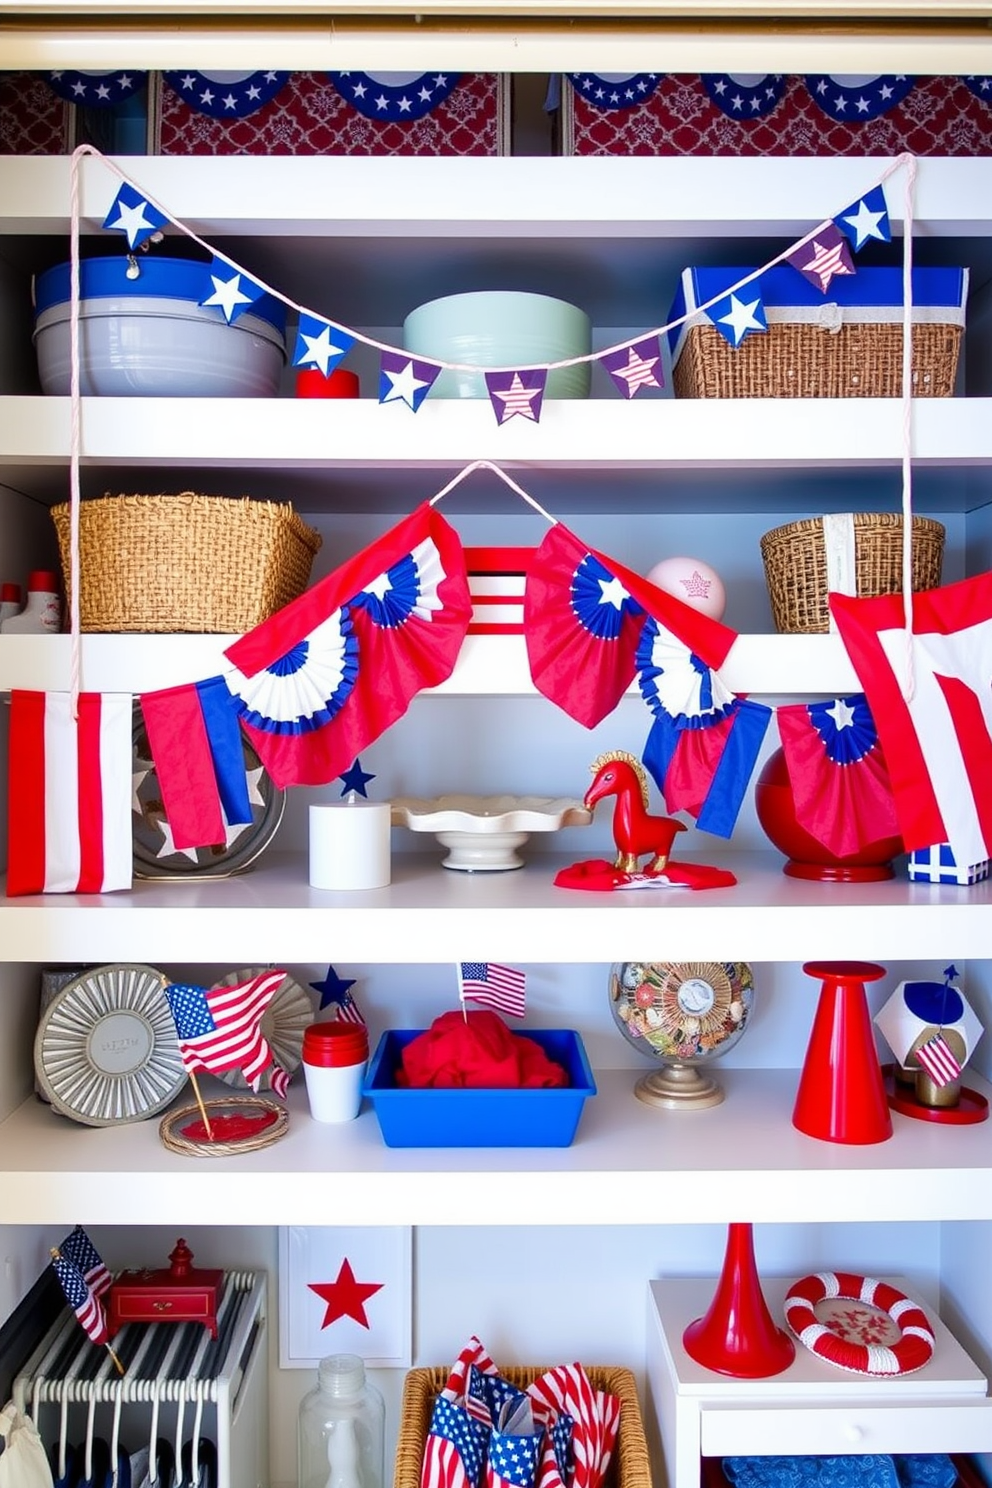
442;1335;500;1404
527;1364;620;1488
6;690;133;896
784;1271;935;1376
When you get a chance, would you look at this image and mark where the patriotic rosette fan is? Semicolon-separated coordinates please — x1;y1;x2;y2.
224;504;471;788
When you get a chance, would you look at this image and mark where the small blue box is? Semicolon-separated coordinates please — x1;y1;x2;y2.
363;1029;597;1148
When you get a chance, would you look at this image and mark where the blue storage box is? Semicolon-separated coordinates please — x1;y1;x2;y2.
363;1028;596;1147
906;843;990;886
668;264;968;399
33;255;288;397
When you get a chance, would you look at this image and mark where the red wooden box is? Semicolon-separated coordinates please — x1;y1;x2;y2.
106;1238;223;1339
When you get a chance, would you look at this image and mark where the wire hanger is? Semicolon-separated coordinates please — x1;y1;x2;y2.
428;459;557;524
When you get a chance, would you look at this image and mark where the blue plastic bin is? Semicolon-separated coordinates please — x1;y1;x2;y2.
363;1028;597;1148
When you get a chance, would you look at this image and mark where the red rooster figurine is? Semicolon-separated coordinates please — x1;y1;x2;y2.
584;750;686;875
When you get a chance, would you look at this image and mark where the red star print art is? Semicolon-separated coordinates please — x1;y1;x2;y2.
308;1257;383;1329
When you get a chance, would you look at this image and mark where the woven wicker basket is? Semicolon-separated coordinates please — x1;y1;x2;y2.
51;491;321;633
673;321;962;399
760;512;945;634
394;1365;651;1488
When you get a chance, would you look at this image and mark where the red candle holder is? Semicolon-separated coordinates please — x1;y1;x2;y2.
683;1222;795;1378
793;960;893;1145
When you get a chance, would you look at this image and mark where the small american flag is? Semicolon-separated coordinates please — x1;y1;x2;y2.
459;963;526;1018
915;1032;963;1087
421;1395;487;1488
52;1252;108;1346
165;970;286;1091
60;1225;111;1298
333;987;366;1026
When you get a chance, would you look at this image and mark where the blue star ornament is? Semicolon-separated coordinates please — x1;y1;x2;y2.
836;185;891;251
102;184;168;250
708;290;767;348
293;315;355;377
378;352;441;411
309;965;357;1014
199;256;266;324
339;759;376;797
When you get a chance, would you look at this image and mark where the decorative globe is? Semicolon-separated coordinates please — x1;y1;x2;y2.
609;961;755;1109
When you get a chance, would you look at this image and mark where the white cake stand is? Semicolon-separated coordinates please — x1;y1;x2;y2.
391;794;592;871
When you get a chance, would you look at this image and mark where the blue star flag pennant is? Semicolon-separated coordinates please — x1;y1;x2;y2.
485;368;548;425
293;314;355;377
707;289;767;347
102;183;168;250
602;336;664;398
378;352;441;411
199;256;266;324
786;221;856;294
835;185;892;252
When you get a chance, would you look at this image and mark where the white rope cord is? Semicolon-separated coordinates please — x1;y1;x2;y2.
68;143;89;719
900;153;918;702
67;144;915;378
428;458;556;523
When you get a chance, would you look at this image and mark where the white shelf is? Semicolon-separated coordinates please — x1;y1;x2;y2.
0;630;860;696
1;852;989;963
2;1068;992;1228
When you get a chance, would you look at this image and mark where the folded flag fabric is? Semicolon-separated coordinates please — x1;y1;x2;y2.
139;675;252;852
831;574;992;866
164;969;287;1091
59;1226;111;1298
224;503;471;787
51;1250;108;1346
524;523;737;729
422;1396;488;1488
443;1337;501;1406
527;1365;619;1488
637;616;771;837
776;693;900;858
7;690;132;897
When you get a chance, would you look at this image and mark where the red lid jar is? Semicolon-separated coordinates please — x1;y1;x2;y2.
302;1021;369;1068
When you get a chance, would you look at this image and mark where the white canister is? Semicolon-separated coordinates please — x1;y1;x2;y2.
309;799;391;891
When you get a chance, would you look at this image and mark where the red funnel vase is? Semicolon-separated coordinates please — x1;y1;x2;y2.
682;1223;795;1378
793;961;892;1145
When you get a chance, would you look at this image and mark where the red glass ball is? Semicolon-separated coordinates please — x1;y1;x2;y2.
754;747;903;882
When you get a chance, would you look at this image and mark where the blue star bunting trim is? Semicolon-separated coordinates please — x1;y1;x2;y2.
293;315;355;378
835;185;891;252
570;554;641;639
707;289;767;347
199;256;266;324
48;70;146;107
163;70;289;118
378;353;441;411
102;184;168;250
701;74;786;118
339;759;376;798
326;71;460;121
567;73;662;110
964;77;992;104
805;74;914;121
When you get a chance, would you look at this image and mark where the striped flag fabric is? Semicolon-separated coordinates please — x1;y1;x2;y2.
527;1365;620;1488
51;1251;108;1346
59;1226;111;1298
459;963;526;1018
269;1063;290;1099
915;1032;963;1087
421;1395;487;1488
164;970;287;1091
6;690;132;896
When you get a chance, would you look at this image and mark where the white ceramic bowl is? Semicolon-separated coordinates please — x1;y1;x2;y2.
402;290;591;400
391;793;592;871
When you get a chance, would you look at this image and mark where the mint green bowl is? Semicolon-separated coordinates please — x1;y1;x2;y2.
402;290;592;400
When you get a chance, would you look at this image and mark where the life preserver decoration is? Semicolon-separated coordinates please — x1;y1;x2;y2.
784;1272;935;1376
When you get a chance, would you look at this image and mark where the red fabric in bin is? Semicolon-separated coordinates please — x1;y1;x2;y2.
397;1010;568;1089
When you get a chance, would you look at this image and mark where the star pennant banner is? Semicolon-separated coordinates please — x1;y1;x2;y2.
786;220;856;293
102;183;167;250
708;289;767;347
199;256;266;323
602;336;664;397
836;184;892;251
378;352;442;410
485;368;547;424
293;314;355;377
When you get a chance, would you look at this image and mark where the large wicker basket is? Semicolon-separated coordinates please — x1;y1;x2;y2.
51;491;321;633
673;320;962;399
760;512;945;634
394;1365;652;1488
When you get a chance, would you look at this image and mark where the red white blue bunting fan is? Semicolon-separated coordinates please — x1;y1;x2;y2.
325;71;461;121
47;71;147;106
700;74;787;118
963;77;992;103
804;75;915;121
775;694;899;858
162;71;290;118
568;73;662;110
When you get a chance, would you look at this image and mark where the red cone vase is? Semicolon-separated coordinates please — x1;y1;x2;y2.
793;961;893;1145
682;1223;795;1377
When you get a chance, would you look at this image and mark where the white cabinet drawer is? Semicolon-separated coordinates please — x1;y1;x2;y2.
700;1400;992;1458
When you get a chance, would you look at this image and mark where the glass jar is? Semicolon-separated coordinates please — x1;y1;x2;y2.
298;1354;385;1488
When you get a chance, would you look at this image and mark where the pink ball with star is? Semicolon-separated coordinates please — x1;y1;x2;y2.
646;556;726;621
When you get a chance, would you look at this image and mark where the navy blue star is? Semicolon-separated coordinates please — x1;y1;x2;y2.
339;759;375;798
310;965;357;1013
944;964;960;984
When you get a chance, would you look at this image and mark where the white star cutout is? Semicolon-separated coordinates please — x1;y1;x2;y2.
245;766;265;809
153;816;201;864
179;73;195;90
381;359;431;408
222;92;238;110
826;697;857;730
842;197;888;249
717;293;765;346
298;324;349;376
597;575;630;609
132;762;152;816
95;84;111;100
363;570;394;601
199;88;215;105
105;196;157;248
201;270;254;322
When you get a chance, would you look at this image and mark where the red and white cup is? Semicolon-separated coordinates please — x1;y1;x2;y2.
302;1022;369;1123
